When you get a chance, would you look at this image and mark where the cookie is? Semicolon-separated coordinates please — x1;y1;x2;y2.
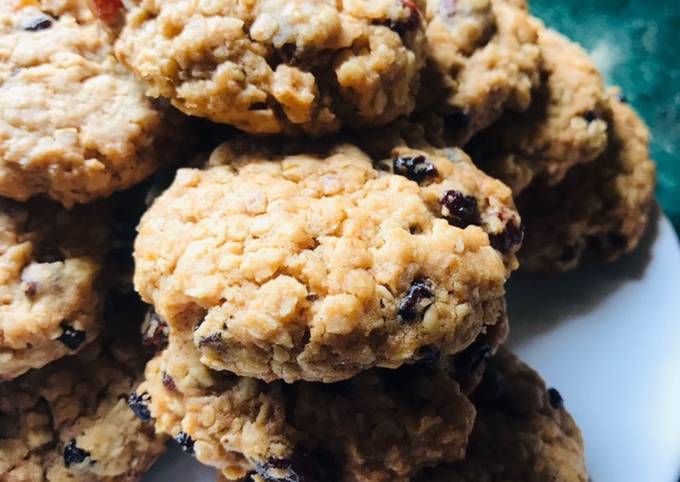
415;347;588;482
0;0;188;207
134;138;520;382
469;25;610;194
0;313;166;482
115;0;427;136
518;95;656;272
134;317;511;482
0;198;110;381
416;0;541;145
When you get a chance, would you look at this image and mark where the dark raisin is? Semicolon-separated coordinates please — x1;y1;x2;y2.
63;439;91;467
453;337;492;376
175;432;195;455
141;308;169;349
443;108;470;131
127;392;152;422
398;278;435;322
255;448;340;482
440;190;479;228
24;15;53;31
393;155;438;183
547;388;564;409
57;323;86;351
583;110;597;123
305;294;319;302
162;372;177;392
197;332;223;348
388;0;421;34
22;281;38;297
489;220;524;254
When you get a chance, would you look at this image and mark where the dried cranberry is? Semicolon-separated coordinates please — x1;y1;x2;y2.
388;0;421;34
24;15;53;31
57;323;86;351
398;278;435;322
489;220;524;254
440;190;479;228
175;432;195;455
127;392;152;422
197;332;223;348
393;155;438;183
547;388;564;409
141;309;169;349
443;108;470;131
89;0;124;23
162;372;177;392
63;439;91;467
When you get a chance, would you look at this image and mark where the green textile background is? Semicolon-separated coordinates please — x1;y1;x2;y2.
530;0;679;230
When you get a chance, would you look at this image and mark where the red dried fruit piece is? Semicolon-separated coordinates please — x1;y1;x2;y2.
89;0;124;24
389;0;421;34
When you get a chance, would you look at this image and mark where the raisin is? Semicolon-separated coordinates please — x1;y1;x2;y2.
583;110;597;123
175;432;195;455
547;388;564;409
388;0;421;34
489;220;524;254
127;392;152;422
443;108;470;131
440;190;479;228
57;323;86;351
162;372;177;392
24;15;53;31
197;332;223;348
63;439;91;467
398;278;435;322
393;155;438;183
141;308;169;349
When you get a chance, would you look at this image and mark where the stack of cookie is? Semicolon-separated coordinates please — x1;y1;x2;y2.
0;0;655;480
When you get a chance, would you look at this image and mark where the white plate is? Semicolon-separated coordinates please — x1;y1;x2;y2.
144;214;680;482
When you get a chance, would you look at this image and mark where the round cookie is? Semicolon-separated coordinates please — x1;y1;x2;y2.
0;316;166;482
416;0;541;145
518;95;656;273
134;139;521;382
414;347;588;482
115;0;427;136
133;323;515;482
0;0;188;207
0;198;110;381
469;25;610;194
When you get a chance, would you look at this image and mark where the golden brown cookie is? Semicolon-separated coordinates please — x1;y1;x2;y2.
115;0;427;136
0;0;188;207
134;138;520;382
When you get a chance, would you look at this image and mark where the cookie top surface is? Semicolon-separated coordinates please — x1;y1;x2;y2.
134;138;520;382
415;347;588;482
115;0;426;136
518;95;656;273
470;25;609;194
0;0;188;207
0;198;110;381
136;328;488;482
416;0;541;145
0;320;166;482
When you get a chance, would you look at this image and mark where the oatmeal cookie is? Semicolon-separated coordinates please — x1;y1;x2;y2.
134;139;520;382
416;0;541;145
0;198;110;381
134;324;512;482
415;347;588;482
518;95;656;272
0;314;166;482
115;0;426;136
0;0;188;207
469;26;610;194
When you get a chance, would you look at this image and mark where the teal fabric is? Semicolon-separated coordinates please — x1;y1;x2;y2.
530;0;679;230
